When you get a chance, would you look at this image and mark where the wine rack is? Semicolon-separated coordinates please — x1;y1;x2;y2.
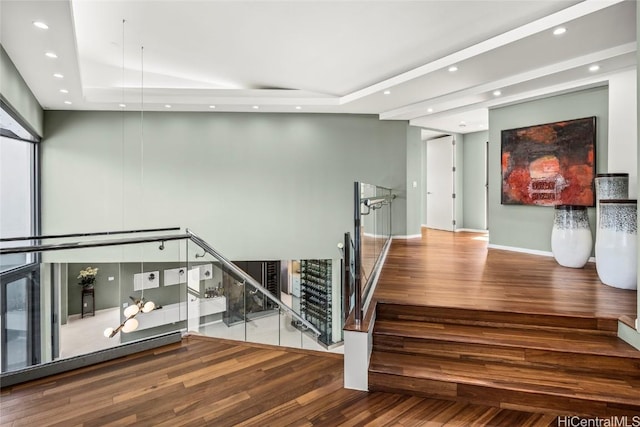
300;259;332;345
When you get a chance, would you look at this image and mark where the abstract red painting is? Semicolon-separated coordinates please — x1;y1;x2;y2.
501;117;596;206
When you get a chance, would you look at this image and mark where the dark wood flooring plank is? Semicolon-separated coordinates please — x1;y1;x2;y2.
1;337;557;427
373;229;636;321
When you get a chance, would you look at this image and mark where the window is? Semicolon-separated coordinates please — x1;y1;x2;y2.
0;102;41;372
0;103;39;272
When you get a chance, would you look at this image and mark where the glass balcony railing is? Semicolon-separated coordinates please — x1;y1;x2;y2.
345;182;394;323
0;228;326;381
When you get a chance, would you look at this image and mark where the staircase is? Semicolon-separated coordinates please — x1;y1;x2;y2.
369;303;640;416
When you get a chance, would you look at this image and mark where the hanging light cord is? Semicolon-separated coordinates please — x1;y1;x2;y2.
140;45;145;303
104;42;156;339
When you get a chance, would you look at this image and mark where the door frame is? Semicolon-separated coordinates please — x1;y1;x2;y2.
424;135;456;231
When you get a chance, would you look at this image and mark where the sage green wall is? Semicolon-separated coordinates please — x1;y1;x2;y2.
463;131;488;230
42;111;411;261
405;125;423;236
488;87;608;251
67;263;123;316
0;45;43;136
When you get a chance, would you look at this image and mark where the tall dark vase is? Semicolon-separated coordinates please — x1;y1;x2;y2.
595;199;637;290
551;205;592;268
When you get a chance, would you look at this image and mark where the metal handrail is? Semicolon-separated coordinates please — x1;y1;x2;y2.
186;229;321;337
0;234;190;255
0;229;322;338
0;227;181;242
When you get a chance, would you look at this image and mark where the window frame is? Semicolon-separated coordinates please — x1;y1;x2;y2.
0;100;42;372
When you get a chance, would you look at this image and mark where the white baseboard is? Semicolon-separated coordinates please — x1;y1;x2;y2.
487;244;595;263
488;244;553;257
455;228;488;233
392;234;422;239
422;224;489;234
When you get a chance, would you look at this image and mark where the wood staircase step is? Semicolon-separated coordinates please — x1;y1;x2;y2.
373;319;640;376
369;351;640;416
370;303;640;417
376;303;619;335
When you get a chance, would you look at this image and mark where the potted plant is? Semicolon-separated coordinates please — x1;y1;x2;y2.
78;266;99;289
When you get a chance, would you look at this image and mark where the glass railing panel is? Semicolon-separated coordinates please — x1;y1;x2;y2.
298;258;343;346
1;228;332;381
23;238;189;369
245;282;281;345
185;232;324;347
359;183;377;289
301;330;326;351
278;308;304;349
115;239;187;346
350;181;394;323
375;186;390;257
186;239;246;342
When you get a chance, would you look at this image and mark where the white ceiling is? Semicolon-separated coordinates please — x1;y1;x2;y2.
0;0;636;137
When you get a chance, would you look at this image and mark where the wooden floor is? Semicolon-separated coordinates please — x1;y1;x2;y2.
366;228;639;417
374;228;637;320
0;336;558;427
2;228;637;426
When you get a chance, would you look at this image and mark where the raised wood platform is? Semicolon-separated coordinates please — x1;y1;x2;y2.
368;229;640;417
374;229;637;319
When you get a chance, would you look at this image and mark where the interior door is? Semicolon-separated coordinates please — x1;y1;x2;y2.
426;135;455;231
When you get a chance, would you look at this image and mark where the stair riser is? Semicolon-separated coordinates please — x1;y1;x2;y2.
377;304;618;335
373;335;640;377
369;372;640;417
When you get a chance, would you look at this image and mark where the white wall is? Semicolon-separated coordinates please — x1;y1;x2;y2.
608;69;638;196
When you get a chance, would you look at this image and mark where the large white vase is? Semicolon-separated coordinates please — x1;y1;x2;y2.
551;205;592;268
595;199;637;290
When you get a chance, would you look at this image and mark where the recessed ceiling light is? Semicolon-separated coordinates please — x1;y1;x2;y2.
478;124;486;129
448;66;458;72
553;27;567;36
33;21;49;30
253;105;259;109
64;101;72;105
53;73;64;79
209;105;216;109
295;106;301;110
383;90;391;95
589;64;600;72
45;52;58;59
119;103;126;108
59;89;68;94
459;121;467;128
164;104;172;108
493;90;502;96
427;108;433;113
